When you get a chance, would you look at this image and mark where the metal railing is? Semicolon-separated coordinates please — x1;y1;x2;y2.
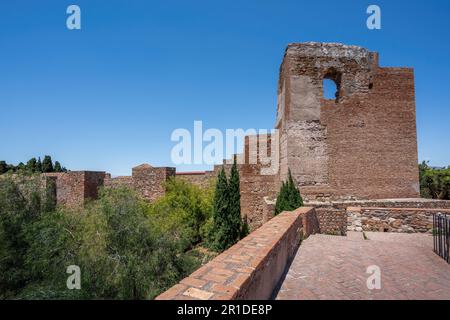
433;213;449;264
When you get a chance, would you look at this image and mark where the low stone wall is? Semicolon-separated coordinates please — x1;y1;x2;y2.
347;207;450;233
308;198;450;235
155;207;319;300
315;207;347;235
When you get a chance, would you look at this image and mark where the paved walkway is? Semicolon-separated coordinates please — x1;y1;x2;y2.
275;232;450;300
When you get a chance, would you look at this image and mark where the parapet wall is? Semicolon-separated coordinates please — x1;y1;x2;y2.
347;206;450;233
155;207;319;300
308;199;450;235
104;164;176;202
176;171;215;189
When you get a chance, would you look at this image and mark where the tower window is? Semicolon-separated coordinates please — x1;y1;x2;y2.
323;79;338;100
323;68;342;102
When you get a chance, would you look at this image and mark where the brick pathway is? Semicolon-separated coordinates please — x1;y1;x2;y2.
275;232;450;300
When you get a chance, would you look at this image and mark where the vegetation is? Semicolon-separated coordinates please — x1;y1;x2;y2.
0;175;216;300
147;178;215;251
419;161;450;200
205;156;249;252
274;169;303;215
0;156;67;175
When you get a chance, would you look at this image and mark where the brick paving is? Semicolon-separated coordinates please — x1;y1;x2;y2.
275;232;450;300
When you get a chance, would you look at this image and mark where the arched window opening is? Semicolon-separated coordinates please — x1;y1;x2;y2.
323;79;338;100
323;68;342;102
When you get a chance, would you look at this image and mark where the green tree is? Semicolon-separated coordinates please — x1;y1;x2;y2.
210;167;230;251
148;178;214;249
0;161;7;174
26;158;37;173
36;157;42;173
78;187;195;299
0;180;205;300
42;156;53;173
419;161;450;200
274;169;303;215
228;155;242;242
0;177;42;296
54;161;62;173
208;158;245;252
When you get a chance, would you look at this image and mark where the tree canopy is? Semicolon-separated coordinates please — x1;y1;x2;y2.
0;156;67;175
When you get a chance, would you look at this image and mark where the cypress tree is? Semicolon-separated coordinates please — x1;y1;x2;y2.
287;169;303;208
26;158;37;173
228;155;242;243
54;161;62;173
42;155;54;173
36;157;42;173
274;169;303;215
211;167;229;251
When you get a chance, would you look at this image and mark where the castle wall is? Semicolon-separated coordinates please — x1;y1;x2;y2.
176;172;215;189
83;172;106;200
131;165;175;202
103;165;176;202
43;171;106;207
277;42;420;201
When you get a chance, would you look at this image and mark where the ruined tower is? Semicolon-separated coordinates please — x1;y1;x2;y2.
275;42;420;201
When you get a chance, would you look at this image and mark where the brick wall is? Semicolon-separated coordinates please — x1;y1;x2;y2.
155;207;319;300
43;171;106;207
315;207;347;235
276;42;420;201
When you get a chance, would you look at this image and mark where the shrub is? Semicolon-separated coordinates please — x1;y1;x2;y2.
274;169;303;215
419;161;450;200
147;178;214;250
0;179;211;300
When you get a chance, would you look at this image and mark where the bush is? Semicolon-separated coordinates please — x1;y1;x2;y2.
419;161;450;200
274;169;303;215
147;178;214;250
0;177;213;300
0;177;41;296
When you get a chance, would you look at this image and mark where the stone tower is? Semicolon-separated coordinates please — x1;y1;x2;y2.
275;42;420;201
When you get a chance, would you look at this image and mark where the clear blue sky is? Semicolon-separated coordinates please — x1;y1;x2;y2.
1;0;449;175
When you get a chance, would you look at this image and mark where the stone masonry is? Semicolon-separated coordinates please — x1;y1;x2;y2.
276;42;419;201
104;164;176;202
43;171;106;207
